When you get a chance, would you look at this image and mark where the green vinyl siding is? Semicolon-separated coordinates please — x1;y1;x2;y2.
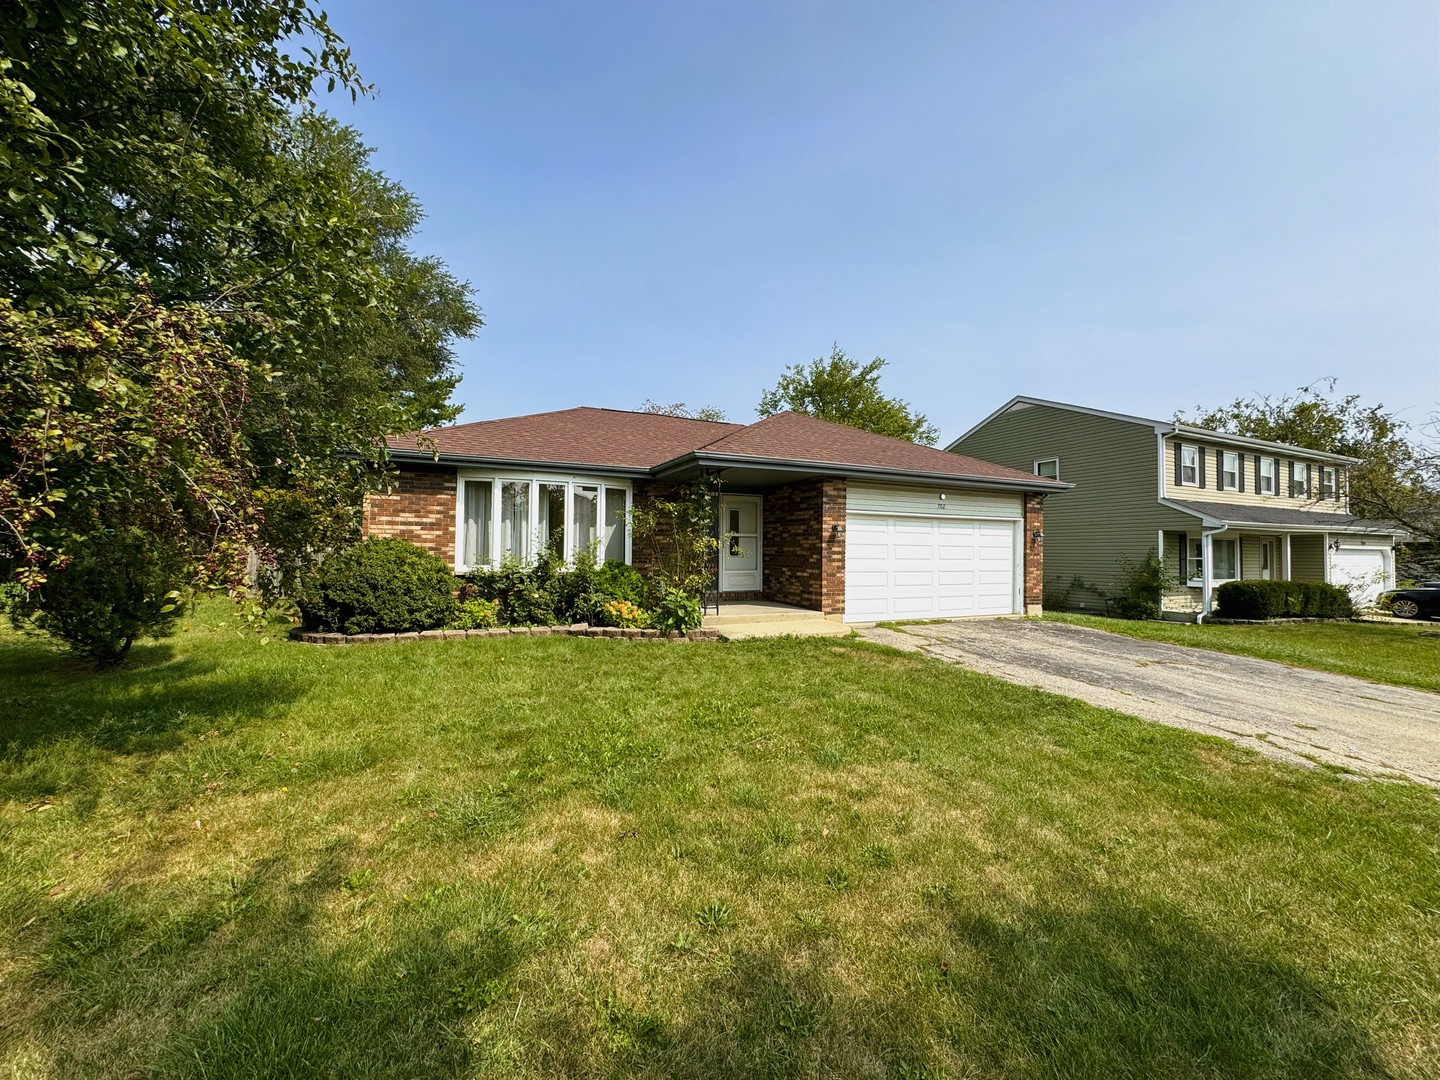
953;403;1192;600
1290;534;1326;581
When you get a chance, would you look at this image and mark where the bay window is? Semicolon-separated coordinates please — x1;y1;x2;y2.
459;474;631;570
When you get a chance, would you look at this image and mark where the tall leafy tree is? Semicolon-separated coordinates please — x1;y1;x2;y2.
636;399;729;422
758;345;938;445
1179;381;1439;545
0;0;480;658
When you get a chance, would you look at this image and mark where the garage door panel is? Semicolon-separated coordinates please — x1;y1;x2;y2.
845;512;1016;622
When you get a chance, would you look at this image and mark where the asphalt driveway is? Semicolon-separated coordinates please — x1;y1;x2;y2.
862;619;1440;787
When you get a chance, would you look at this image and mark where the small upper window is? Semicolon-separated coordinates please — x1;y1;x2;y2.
1320;467;1337;499
1258;456;1277;495
1220;451;1239;491
1292;461;1311;498
1179;444;1200;486
1034;458;1059;481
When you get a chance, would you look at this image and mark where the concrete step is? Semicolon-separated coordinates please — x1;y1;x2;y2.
704;608;830;627
717;620;852;641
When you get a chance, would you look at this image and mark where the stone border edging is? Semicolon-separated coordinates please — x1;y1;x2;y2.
289;624;721;645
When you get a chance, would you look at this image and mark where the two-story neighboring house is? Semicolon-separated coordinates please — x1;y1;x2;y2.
950;397;1401;619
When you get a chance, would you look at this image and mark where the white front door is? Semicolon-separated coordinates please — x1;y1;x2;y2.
1259;541;1275;580
719;496;762;592
844;514;1018;622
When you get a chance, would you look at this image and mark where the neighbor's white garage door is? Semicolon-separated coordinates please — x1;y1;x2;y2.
1330;545;1389;607
844;515;1017;623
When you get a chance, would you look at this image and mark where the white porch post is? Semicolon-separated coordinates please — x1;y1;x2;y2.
1281;533;1292;581
1201;532;1214;617
1321;532;1330;583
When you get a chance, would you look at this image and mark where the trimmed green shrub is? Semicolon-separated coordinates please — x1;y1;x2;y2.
4;526;185;665
594;561;645;606
448;598;499;630
1215;580;1354;620
466;554;562;626
301;537;457;634
651;588;703;634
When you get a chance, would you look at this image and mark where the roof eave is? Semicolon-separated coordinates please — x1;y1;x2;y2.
384;448;653;478
1168;425;1362;465
658;452;1073;493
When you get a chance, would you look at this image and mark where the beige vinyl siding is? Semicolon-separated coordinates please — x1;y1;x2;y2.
846;484;1021;519
953;403;1191;600
1239;533;1281;579
1290;535;1326;581
1163;440;1347;513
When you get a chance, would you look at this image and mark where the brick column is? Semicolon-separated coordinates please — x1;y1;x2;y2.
820;478;846;617
362;464;458;562
1023;493;1044;615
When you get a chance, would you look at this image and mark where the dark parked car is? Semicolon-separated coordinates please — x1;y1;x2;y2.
1378;582;1440;619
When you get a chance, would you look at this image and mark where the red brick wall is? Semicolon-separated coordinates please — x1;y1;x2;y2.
1023;493;1044;615
629;480;721;590
362;464;457;562
760;477;846;615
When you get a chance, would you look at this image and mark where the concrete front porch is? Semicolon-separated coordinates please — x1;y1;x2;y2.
701;600;849;641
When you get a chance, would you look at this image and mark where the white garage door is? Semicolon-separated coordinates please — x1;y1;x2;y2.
1330;546;1389;607
844;515;1017;623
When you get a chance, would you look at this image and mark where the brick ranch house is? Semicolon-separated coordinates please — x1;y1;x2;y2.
364;407;1069;623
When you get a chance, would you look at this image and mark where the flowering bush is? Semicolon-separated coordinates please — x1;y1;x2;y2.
598;599;648;629
449;598;500;630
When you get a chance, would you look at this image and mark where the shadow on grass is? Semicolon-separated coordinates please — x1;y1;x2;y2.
0;637;307;807
7;845;547;1080
933;890;1386;1079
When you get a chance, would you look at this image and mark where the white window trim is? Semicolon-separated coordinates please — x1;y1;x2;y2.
1292;461;1311;498
453;469;633;572
1258;456;1277;495
1187;536;1238;586
1220;450;1239;491
1033;457;1060;481
1320;466;1337;500
1179;443;1200;487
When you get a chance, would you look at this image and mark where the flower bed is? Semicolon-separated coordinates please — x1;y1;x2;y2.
290;623;720;645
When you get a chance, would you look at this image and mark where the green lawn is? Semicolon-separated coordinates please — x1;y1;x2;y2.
1;607;1437;1079
1043;613;1440;693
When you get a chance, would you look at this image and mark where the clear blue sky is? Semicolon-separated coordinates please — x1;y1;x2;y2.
322;0;1438;439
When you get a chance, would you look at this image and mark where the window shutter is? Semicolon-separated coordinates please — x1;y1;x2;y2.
1288;462;1295;498
1237;453;1245;493
1174;445;1183;487
1177;532;1188;579
1215;449;1224;489
1198;449;1207;488
1254;454;1261;492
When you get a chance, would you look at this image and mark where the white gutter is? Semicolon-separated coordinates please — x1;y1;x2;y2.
1196;523;1229;623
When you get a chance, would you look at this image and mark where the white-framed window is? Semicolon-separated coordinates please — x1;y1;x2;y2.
1187;538;1204;583
1187;536;1238;583
1258;456;1277;495
457;472;632;570
1320;467;1337;499
1033;457;1060;480
1220;451;1239;491
1212;538;1238;581
1292;461;1311;498
1179;444;1200;486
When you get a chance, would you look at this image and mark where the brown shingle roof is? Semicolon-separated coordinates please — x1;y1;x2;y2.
686;411;1045;484
387;406;1059;488
385;407;743;471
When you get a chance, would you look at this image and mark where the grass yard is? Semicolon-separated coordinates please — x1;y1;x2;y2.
1;606;1437;1079
1046;612;1440;693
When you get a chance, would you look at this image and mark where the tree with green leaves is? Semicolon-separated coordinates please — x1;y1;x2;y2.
1179;381;1438;546
758;344;938;445
636;399;729;422
0;0;480;660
